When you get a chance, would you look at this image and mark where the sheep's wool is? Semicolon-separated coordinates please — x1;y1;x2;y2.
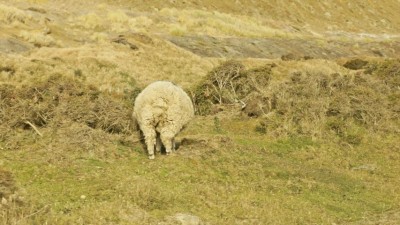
133;81;194;159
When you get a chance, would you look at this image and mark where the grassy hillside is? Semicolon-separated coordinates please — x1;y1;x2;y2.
1;0;400;224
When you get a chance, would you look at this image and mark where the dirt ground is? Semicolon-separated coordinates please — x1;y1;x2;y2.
167;35;400;59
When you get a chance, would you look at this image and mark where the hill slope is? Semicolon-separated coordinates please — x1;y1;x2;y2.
1;0;400;224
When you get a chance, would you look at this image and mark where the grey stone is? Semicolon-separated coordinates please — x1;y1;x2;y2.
174;213;203;225
0;38;31;53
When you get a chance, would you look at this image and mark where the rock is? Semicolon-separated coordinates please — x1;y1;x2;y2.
27;7;47;14
242;93;271;118
161;213;205;225
0;38;31;53
281;53;297;61
174;213;204;225
111;35;139;50
131;32;154;45
351;164;377;171
281;53;312;61
243;97;264;117
343;58;368;70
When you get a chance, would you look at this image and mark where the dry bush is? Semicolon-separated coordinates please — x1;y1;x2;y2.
0;74;136;136
258;70;393;139
191;60;242;115
365;59;400;88
194;60;399;143
192;60;274;115
0;74;142;163
365;59;400;115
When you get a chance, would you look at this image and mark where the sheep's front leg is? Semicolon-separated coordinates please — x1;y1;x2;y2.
142;127;156;159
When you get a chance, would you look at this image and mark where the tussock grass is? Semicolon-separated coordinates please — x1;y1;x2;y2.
66;5;294;38
158;8;293;38
74;12;104;31
0;4;32;25
0;35;210;91
71;10;154;34
18;30;57;47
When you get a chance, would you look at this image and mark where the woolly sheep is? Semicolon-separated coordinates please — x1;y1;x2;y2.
133;81;194;159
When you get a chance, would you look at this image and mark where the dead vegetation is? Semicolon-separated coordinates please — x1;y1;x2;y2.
0;74;137;135
192;60;274;115
0;73;144;162
193;58;400;144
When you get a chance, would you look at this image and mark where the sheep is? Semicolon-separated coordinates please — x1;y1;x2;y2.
133;81;194;159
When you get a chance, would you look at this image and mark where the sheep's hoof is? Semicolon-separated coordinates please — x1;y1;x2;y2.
148;154;155;160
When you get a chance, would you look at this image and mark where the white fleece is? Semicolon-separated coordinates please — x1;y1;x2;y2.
133;81;194;159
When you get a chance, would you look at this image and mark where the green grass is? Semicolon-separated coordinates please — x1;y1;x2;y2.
1;118;399;224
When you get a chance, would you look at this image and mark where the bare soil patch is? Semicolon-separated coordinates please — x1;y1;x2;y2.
166;35;400;59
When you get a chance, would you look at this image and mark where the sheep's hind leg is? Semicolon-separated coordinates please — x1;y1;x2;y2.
143;127;156;159
156;134;162;154
160;132;175;155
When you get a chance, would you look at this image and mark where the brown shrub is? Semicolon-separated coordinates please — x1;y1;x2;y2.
194;59;399;142
192;60;274;115
365;59;400;116
260;70;394;139
0;74;136;136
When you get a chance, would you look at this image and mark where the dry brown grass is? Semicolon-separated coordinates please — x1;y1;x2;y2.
102;0;400;39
